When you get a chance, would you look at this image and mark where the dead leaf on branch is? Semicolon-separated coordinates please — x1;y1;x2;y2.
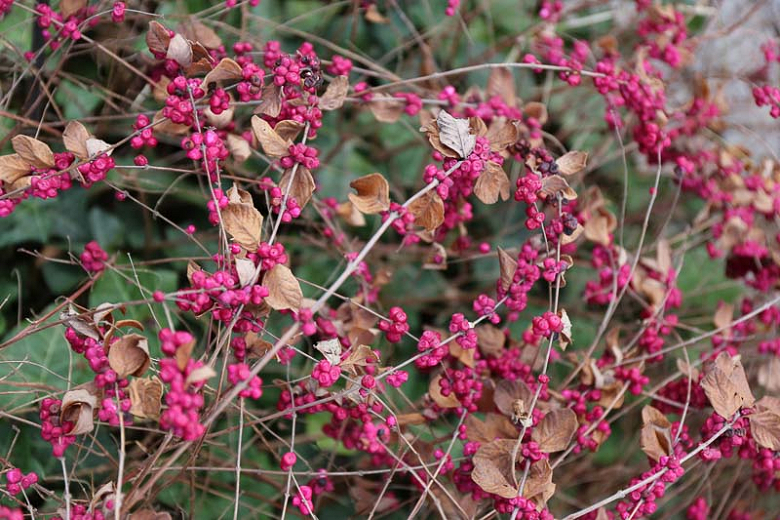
556;151;589;176
63;121;90;160
314;338;342;366
203;58;243;88
429;374;460;409
348;173;390;214
107;333;151;378
437;110;476;159
748;396;780;451
319;76;350;111
368;94;404;123
465;413;519;443
274;120;306;142
474;161;510;204
251;116;291;158
531;408;578;452
166;33;192;68
61;385;98;435
221;202;263;250
279;166;316;209
12;135;54;169
640;405;673;461
497;247;518;291
0;154;32;184
263;264;303;312
146;21;171;56
701;352;754;419
476;323;506;358
486;66;517;108
408;191;444;231
128;376;164;420
471;439;519;499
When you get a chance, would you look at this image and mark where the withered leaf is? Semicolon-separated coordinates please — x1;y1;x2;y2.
396;413;426;426
128;376;164;420
408;191;444;231
523;459;555;506
61;386;97;435
235;257;256;288
430;374;460;408
473;161;510;204
523;102;548;125
476;324;506;358
254;84;283;117
437;110;476;159
584;208;617;246
497;247;518;291
63;121;90;160
758;357;780;393
532;408;578;452
494;379;533;417
558;309;572;350
221;202;263;250
319;76;350;111
12;135;54;168
226;134;251;163
86;138;113;157
701;352;755;418
314;338;342;365
129;509;172;520
539;174;577;201
342;345;380;373
471;439;519;499
486;121;519;152
336;200;366;227
0;154;31;184
368;94;404;123
251;116;290;158
166;33;192;68
245;331;273;359
177;19;221;49
279;166;316;209
748;396;780;450
274;120;306;142
465;413;518;443
348;173;390;214
556;151;588;176
186;365;216;385
203;58;243;87
146;21;171;55
486;67;516;108
640;405;672;462
263;264;303;312
175;338;195;371
108;333;151;378
60;0;87;19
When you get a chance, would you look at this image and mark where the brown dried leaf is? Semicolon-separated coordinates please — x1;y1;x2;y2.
558;309;572;350
430;374;460;408
235;257;256;288
701;352;755;418
263;264;303;312
523;459;555;506
584;208;617;246
348;173;390;214
336;200;366;227
486;121;519;152
369;94;404;123
532;408;577;452
319;76;350;111
186;365;216;385
226;134;251;163
279;166;316;209
713;302;734;331
251;116;290;158
437;110;476;158
408;191;444;231
63;121;90;160
274;120;306;142
60;0;87;18
748;396;780;450
758;357;780;393
146;21;171;55
86;138;112;157
471;439;519;499
61;386;97;435
486;67;516;108
0;154;31;184
222;202;263;250
254;84;283;117
342;344;379;373
474;161;510;204
166;34;192;67
12;135;54;168
476;324;505;358
203;58;243;88
364;3;389;23
244;331;273;359
314;338;342;365
465;413;518;443
556;151;588;176
640;405;672;461
128;376;164;420
108;333;151;378
178;19;221;48
175;338;195;371
497;247;518;291
396;413;426;426
494;379;533;417
540;174;577;201
523;102;548;125
129;510;172;520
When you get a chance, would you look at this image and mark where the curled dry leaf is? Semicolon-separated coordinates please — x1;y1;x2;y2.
348;173;390;214
244;331;273;359
408;191;444;231
523;102;548;125
203;58;243;87
471;439;519;499
368;94;404;123
221;202;263;250
60;307;100;341
146;21;171;56
556;151;589;176
314;338;342;366
701;352;755;419
558;309;572;350
497;247;518;291
341;344;380;373
251;116;290;157
539;174;577;201
465;413;519;443
108;333;151;378
319;76;350;111
128;376;164;420
532;408;578;452
235;257;256;288
336;200;366;227
274;120;306;142
436;110;476;159
748;396;780;450
486;66;516;108
60;0;87;19
524;459;555;507
166;34;192;68
128;510;172;520
494;378;533;417
226;134;251;163
12;135;55;168
263;264;303;312
63;121;90;160
640;405;672;461
758;357;780;393
584;207;617;246
86;138;113;157
205;104;234;128
476;324;506;358
186;365;216;385
486;121;519;152
474;161;510;204
429;374;460;408
177;19;221;49
254;84;283;117
279;166;316;209
61;386;98;435
0;154;31;184
175;338;195;371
